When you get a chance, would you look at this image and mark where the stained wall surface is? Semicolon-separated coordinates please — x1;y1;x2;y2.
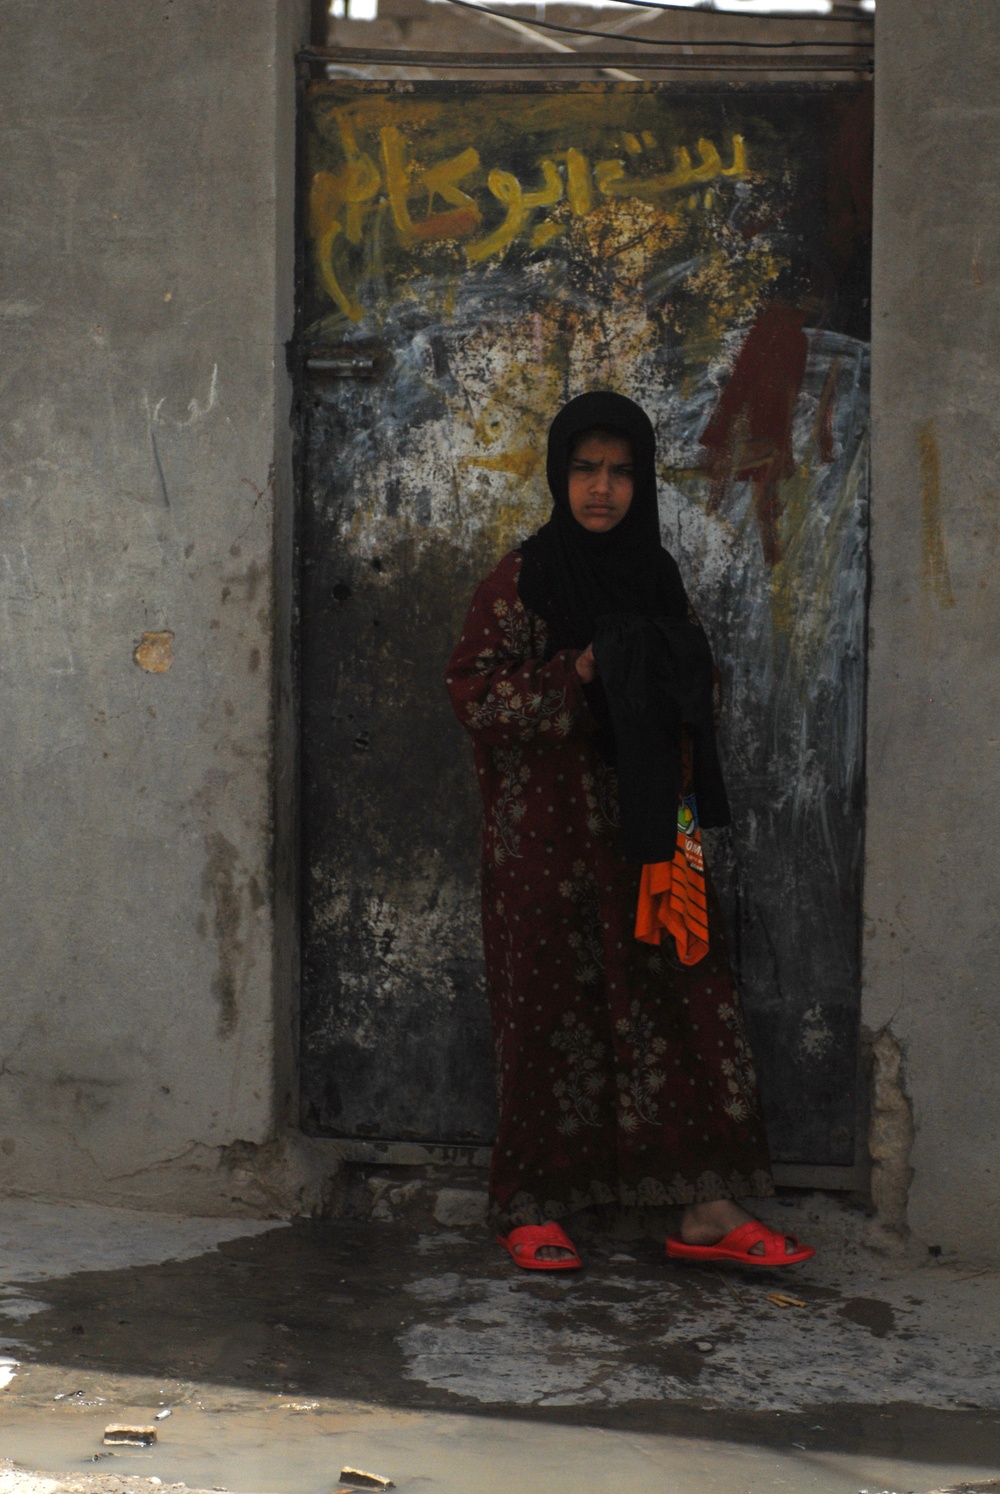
0;0;308;1211
867;0;1000;1258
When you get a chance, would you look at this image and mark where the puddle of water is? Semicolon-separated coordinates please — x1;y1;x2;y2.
0;1391;997;1494
0;1202;285;1291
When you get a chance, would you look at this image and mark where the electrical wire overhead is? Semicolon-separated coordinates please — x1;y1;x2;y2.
441;0;872;45
498;0;872;17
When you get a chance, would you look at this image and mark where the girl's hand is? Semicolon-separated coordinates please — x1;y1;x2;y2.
575;644;597;683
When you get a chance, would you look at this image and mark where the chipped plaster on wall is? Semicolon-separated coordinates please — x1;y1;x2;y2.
868;1028;915;1237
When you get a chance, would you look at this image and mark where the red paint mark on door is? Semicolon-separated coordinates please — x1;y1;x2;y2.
699;302;809;566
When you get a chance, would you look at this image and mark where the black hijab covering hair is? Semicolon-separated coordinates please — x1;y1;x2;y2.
518;391;689;649
518;391;731;862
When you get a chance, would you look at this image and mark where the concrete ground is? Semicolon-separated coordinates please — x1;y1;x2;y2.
0;1180;997;1494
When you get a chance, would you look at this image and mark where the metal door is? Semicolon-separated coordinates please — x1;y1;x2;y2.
297;81;872;1166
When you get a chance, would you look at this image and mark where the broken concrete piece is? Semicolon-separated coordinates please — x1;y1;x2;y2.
221;1134;343;1219
432;1187;488;1228
389;1181;425;1207
869;1027;916;1235
339;1468;395;1489
103;1425;157;1446
366;1177;425;1217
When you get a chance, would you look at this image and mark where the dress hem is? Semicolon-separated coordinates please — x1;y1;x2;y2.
497;1167;775;1227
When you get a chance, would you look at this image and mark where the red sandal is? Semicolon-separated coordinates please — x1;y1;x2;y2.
665;1220;814;1267
497;1222;582;1271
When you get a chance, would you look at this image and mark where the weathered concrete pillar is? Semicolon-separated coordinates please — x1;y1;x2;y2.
867;0;1000;1258
0;0;319;1213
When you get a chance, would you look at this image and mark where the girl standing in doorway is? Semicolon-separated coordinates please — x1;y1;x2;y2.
446;392;813;1271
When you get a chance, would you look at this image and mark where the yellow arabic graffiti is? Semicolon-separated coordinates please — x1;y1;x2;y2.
310;121;747;322
467;160;563;264
599;135;746;199
309;120;383;320
381;126;482;248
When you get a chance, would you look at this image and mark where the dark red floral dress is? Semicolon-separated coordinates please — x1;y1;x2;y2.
446;551;773;1226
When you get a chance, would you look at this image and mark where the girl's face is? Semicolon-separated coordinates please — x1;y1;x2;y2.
567;433;635;533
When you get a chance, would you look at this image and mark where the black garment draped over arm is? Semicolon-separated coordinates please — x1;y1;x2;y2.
592;615;730;864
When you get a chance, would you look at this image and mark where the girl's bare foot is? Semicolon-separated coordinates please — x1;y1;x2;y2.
497;1222;581;1268
680;1199;801;1257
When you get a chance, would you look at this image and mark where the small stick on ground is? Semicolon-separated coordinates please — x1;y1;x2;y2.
720;1274;746;1308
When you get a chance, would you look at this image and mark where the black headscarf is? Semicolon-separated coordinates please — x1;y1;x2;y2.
518;391;689;648
517;391;731;862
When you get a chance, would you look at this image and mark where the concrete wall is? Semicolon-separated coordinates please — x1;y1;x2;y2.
0;0;316;1215
867;0;1000;1259
3;0;998;1257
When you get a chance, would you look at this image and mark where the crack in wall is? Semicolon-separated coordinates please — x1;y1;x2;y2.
201;832;244;1037
868;1027;915;1234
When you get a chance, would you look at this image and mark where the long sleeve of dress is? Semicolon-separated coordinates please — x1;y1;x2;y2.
446;553;592;747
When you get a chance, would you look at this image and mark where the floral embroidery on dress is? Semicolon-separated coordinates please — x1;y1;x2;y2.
615;999;668;1131
492;595;533;659
504;557;550;661
506;1189;545;1227
558;861;604;984
582;764;620;837
551;1011;606;1134
491;748;530;863
717;1001;760;1124
464;592;572;739
466;677;572;738
618;1169;771;1209
473;644;500;673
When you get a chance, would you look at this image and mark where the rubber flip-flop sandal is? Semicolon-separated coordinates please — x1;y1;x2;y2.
497;1222;582;1271
665;1220;815;1267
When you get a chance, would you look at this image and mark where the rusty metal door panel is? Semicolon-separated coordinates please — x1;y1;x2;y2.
298;81;872;1161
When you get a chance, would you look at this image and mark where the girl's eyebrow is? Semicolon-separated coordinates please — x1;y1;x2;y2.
569;455;634;470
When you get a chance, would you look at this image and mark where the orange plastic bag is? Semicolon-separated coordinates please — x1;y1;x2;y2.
634;796;709;965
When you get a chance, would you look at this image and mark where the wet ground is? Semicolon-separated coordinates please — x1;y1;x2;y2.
0;1182;998;1494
